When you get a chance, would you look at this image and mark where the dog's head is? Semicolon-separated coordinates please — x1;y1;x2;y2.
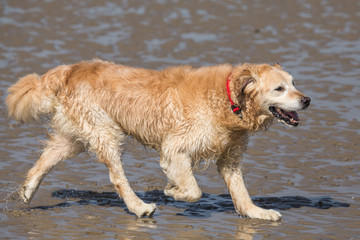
231;63;311;127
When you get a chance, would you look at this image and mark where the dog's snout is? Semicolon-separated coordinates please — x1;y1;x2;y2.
301;96;311;108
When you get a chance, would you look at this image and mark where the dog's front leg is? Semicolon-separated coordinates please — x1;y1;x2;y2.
217;159;281;221
160;151;202;203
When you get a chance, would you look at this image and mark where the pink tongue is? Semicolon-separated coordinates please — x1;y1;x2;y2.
288;111;299;121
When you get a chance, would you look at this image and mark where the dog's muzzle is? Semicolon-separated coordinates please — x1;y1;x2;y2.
269;96;310;127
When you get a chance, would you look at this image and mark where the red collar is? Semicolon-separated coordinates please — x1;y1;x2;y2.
226;73;242;116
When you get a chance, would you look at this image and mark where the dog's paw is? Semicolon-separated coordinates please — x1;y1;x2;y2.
131;202;156;218
244;206;282;221
19;185;33;204
164;186;202;203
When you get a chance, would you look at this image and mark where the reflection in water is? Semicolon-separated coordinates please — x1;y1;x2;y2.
127;218;158;231
235;224;257;240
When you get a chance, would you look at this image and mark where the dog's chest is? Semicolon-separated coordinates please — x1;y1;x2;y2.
182;124;234;160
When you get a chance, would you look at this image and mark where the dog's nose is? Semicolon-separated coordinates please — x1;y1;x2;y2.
301;96;311;108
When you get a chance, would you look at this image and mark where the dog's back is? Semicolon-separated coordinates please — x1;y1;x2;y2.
7;60;230;148
6;60;169;137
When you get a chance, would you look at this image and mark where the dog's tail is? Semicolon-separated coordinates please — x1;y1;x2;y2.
6;65;70;123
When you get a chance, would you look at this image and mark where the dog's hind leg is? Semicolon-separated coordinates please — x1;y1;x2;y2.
97;142;156;217
101;151;156;217
160;151;202;202
76;107;156;217
20;133;85;203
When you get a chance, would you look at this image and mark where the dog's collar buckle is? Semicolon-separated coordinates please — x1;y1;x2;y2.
231;105;241;115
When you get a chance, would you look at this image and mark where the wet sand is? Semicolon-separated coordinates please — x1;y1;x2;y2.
1;0;359;239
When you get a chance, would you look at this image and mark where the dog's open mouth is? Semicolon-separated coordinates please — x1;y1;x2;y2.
269;106;299;127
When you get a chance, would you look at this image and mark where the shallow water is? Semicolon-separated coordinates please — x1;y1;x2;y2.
1;0;359;239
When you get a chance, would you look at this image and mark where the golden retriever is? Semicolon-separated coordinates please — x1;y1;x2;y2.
6;60;310;221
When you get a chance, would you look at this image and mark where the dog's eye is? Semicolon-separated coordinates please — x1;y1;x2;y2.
275;86;284;91
292;81;295;86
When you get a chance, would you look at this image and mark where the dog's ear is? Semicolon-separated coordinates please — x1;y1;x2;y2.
273;62;282;69
233;68;256;111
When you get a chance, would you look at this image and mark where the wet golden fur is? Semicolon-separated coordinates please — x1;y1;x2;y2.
6;60;309;220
